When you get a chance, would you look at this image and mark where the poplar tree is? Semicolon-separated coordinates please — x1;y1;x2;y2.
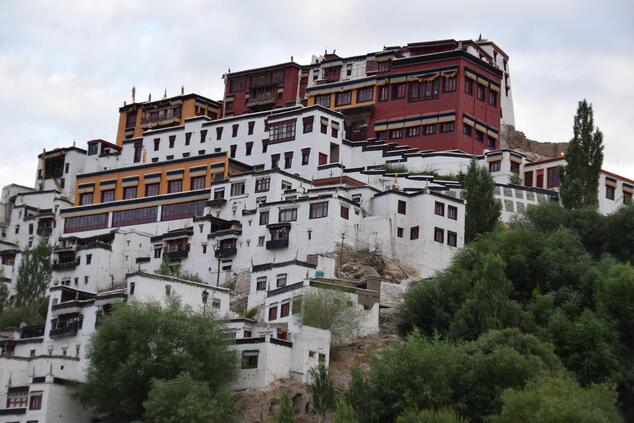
559;99;604;209
463;158;501;242
15;240;52;306
275;391;295;423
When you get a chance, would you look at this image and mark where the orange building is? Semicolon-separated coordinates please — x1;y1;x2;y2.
61;153;251;233
115;93;221;145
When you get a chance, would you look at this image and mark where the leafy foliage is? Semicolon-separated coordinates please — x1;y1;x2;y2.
559;99;604;209
143;372;237;423
15;240;52;307
301;288;362;344
308;361;336;420
463;158;500;242
492;375;621;422
275;391;295;423
334;399;358;423
397;408;468;423
74;298;236;422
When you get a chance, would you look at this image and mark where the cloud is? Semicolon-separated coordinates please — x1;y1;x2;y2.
1;0;633;189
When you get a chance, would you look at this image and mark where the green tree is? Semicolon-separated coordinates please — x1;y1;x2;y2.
345;367;381;423
334;399;358;423
463;158;500;242
15;240;52;306
559;99;604;209
275;391;295;423
605;205;634;263
0;268;8;315
397;408;468;423
308;361;336;422
74;298;236;422
301;288;361;344
492;375;621;423
143;372;236;423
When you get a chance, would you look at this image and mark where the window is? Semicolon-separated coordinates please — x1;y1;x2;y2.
448;205;458;220
434;227;444;243
378;61;391;72
153;138;160;151
259;211;269;225
154;247;162;258
309;201;328;219
280;302;290;317
357;87;374;102
321;122;328;134
271;154;280;168
377;131;387;140
230;78;246;92
232;124;239;137
397;227;404;238
113;206;158;227
463;124;472;137
230;182;245;196
331;127;338;138
378;86;389;102
410;226;419;240
398;200;406;214
268;306;278;321
79;192;93;205
392;83;406;99
123;186;137;199
214;188;224;199
440;122;454;133
88;143;98;155
276;274;287;288
435;201;445;216
606;185;615;200
443;76;457;92
145;183;159;196
133;142;143;163
315;94;331;107
216;127;223;140
447;231;458;247
256;277;267;291
335;91;352;106
511;161;521;174
409;78;439;100
476;83;486;101
279;208;297;222
475;131;484;143
190;176;205;190
489;161;501;172
269;120;296;142
423;124;436;136
64;213;108;233
623;190;632;205
241;351;258;369
247;121;255;135
6;387;29;408
101;189;115;202
346;63;352;76
258;236;265;246
169;135;175;148
246;142;253;156
406;126;420;137
524;171;534;187
302;148;311;165
161;200;207;221
281;180;292;190
464;77;473;95
284;152;293;169
389;128;403;139
167;179;182;193
487;136;496;148
303;116;314;133
185;132;192;145
230;144;236;158
489;90;498;107
255;178;270;192
340;206;349;219
547;167;560;188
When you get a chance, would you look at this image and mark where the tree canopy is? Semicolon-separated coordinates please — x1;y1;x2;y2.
74;298;236;422
462;158;501;242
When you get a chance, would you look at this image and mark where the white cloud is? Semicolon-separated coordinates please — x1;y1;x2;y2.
1;0;633;189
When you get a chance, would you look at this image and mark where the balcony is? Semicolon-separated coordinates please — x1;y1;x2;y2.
215;247;237;259
36;226;52;236
208;198;227;208
49;321;79;338
52;261;77;271
266;238;289;250
166;245;190;260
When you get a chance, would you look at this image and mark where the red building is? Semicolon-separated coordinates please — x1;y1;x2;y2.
222;62;306;117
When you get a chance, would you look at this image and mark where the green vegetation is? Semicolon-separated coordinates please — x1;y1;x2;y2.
463;158;501;242
74;298;236;422
301;288;362;344
559;99;604;209
333;202;630;422
156;253;203;283
382;163;461;181
308;361;337;422
275;391;295;423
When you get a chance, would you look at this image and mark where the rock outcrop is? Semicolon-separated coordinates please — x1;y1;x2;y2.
501;125;568;161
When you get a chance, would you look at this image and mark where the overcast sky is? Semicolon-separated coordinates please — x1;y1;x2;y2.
1;0;633;189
